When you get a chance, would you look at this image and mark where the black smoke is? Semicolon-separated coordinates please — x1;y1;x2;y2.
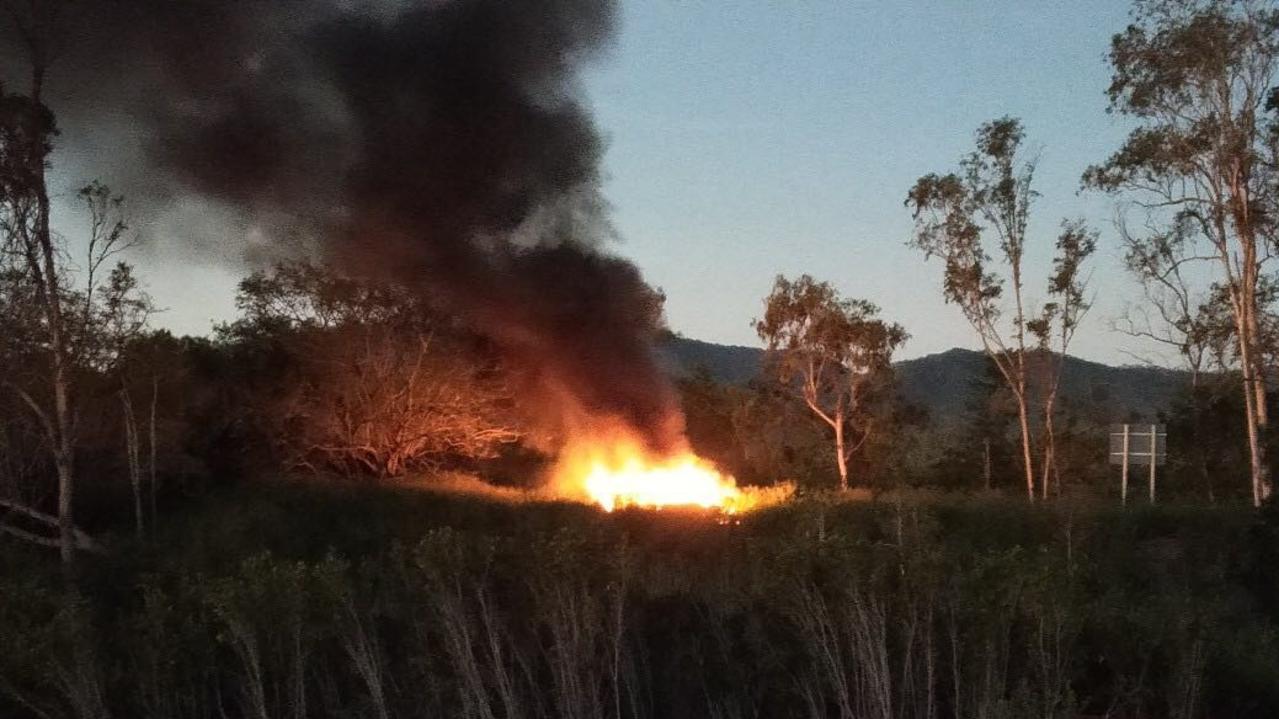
20;0;684;449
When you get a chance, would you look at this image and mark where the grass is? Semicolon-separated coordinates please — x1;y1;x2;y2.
1;476;1277;718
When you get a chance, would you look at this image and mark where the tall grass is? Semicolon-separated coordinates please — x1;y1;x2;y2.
1;489;1276;718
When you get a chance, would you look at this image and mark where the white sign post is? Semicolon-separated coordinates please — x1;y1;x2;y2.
1109;424;1166;506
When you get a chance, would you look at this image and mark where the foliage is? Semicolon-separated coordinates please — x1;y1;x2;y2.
909;118;1097;500
217;263;524;478
679;370;836;488
754;275;907;490
1084;0;1279;504
1;486;1277;718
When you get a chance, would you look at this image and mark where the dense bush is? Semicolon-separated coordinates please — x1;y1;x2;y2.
2;488;1276;718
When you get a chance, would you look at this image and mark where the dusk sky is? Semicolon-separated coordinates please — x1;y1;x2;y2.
50;0;1161;365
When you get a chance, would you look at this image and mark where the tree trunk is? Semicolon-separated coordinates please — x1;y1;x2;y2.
1234;293;1271;506
54;444;74;568
149;375;158;538
1041;410;1055;501
1015;393;1035;502
1010;238;1034;502
121;386;143;539
1245;283;1269;427
34;176;74;564
27;65;78;567
834;415;848;491
1242;367;1267;507
1226;214;1271;505
1245;290;1271;502
1248;357;1271;504
1041;382;1059;501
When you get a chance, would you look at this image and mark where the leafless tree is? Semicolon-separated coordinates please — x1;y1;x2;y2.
227;262;524;478
271;325;523;477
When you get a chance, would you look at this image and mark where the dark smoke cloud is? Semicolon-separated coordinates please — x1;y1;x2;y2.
18;0;683;449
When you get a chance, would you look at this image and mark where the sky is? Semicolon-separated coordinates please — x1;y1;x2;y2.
48;0;1167;365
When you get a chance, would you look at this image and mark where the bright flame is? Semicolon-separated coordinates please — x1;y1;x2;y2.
552;429;750;512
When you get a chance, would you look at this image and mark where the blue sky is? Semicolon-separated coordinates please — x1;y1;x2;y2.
54;0;1164;365
585;0;1145;363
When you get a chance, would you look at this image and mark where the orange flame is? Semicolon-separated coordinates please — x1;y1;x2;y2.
552;426;750;512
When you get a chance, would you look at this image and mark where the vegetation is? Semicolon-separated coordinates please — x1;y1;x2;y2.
907;118;1098;501
4;0;1279;717
216;264;523;478
754;275;908;491
1084;0;1279;504
3;487;1278;718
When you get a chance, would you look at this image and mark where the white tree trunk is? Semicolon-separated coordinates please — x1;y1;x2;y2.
834;415;848;491
1015;392;1035;502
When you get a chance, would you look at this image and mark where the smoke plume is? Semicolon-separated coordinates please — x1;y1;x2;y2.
21;0;684;449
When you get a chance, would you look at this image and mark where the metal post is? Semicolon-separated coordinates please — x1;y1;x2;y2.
1149;423;1157;504
1121;424;1129;507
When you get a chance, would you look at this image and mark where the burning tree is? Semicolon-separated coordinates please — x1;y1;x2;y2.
755;275;907;491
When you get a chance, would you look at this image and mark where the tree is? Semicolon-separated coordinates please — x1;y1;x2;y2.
62;181;157;538
0;183;148;554
99;262;155;538
1112;211;1219;382
0;5;87;564
220;263;524;478
0;6;153;557
1112;211;1248;501
1028;221;1097;498
754;274;907;490
1083;0;1279;505
907;117;1080;501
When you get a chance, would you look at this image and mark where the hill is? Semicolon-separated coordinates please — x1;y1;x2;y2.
659;337;1188;424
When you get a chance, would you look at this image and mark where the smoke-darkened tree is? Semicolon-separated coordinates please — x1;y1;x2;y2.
755;275;907;491
0;2;88;564
0;178;154;556
218;263;523;478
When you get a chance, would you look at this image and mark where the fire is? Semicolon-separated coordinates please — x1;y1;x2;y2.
552;430;750;513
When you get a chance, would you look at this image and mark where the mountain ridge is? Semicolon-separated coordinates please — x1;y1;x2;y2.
658;336;1188;423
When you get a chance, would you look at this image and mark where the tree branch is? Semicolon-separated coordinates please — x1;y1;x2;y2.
0;498;106;554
